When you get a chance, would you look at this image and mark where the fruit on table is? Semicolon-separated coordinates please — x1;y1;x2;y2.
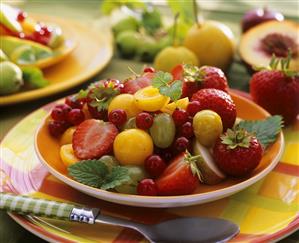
193;140;226;185
122;117;137;130
0;3;22;32
0;36;53;64
149;113;176;148
155;152;200;196
112;16;139;36
0;49;8;62
60;144;79;166
0;61;23;95
60;126;76;145
137;35;160;62
184;21;235;71
213;128;263;177
108;93;141;118
239;21;299;71
154;46;198;72
193;110;223;147
136;112;154;130
116;30;141;58
72;119;118;160
113;129;153;165
250;55;299;125
47;24;64;49
241;7;284;32
134;86;169;112
144;154;167;178
108;109;127;126
115;165;147;194
191;88;237;131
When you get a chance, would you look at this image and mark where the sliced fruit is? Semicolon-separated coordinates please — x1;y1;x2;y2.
0;36;53;64
193;140;225;185
108;93;141;118
160;97;189;114
122;72;153;94
60;144;79;167
0;3;22;32
113;129;153;165
155;152;200;196
60;126;76;145
239;20;299;71
72;119;118;160
0;49;8;62
134;86;170;112
0;61;23;95
193;110;223;147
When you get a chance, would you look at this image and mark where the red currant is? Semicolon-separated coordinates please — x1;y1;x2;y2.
155;147;173;162
65;95;84;109
144;155;167;178
17;11;27;22
187;101;201;117
172;108;189;126
136;112;154;129
174;137;189;152
48;120;70;137
67;109;85;125
137;179;158;196
40;26;52;37
180;122;194;138
143;67;155;73
108;109;127;126
51;104;71;121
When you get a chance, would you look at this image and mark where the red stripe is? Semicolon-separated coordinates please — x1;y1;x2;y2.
274;162;299;177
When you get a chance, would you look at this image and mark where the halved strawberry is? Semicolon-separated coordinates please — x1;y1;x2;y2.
72;119;118;159
155;152;200;196
121;72;154;94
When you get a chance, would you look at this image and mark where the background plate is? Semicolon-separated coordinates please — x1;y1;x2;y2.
0;14;113;106
1;91;298;242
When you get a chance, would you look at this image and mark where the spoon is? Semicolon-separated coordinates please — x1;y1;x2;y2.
0;193;239;242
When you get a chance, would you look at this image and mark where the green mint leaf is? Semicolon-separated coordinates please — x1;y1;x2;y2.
152;71;173;88
22;66;48;89
101;166;130;190
236;115;283;148
68;160;109;188
159;80;182;101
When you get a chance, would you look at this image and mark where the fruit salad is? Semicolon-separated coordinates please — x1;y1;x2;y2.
0;3;65;95
46;64;282;196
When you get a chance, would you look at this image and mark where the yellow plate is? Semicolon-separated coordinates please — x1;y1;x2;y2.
0;14;113;106
1;90;298;242
35;91;285;208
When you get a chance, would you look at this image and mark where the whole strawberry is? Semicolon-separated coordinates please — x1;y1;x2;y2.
155;152;201;196
121;71;154;94
191;88;237;131
172;64;228;99
213;128;263;177
250;55;299;125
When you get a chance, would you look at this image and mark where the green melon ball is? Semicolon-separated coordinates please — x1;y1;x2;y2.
116;30;141;58
0;61;23;95
112;17;139;36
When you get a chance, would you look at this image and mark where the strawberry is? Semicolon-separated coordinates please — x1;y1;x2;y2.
72;119;118;160
155;152;200;196
191;88;237;131
171;64;228;99
121;72;154;94
84;80;121;120
250;55;299;125
213;128;263;177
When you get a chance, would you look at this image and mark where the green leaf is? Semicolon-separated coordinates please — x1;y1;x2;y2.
68;160;130;190
68;160;108;188
160;80;182;101
236;115;283;148
152;71;173;88
21;66;48;88
101;166;130;190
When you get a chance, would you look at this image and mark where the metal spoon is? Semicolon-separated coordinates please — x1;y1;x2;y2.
0;193;239;242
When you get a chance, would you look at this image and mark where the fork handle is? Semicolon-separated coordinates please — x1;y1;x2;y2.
0;193;99;224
